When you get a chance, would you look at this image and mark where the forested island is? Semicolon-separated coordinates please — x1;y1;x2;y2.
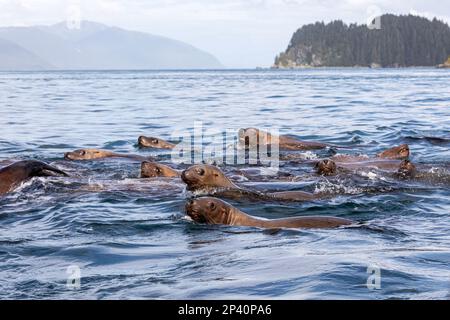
274;14;450;68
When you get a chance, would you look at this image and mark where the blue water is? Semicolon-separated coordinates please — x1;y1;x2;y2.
0;69;449;299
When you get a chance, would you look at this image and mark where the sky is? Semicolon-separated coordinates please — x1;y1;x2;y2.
0;0;449;68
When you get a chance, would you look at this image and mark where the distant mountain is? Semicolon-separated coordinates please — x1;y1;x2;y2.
274;14;450;68
0;21;222;70
0;38;53;70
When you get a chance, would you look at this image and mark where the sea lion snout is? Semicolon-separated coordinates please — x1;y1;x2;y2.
138;136;148;146
185;198;206;223
180;168;190;183
185;197;227;224
181;166;205;186
64;152;75;160
141;161;162;178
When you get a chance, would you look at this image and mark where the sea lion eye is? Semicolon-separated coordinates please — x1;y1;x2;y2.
152;139;159;144
156;168;161;174
80;150;86;156
209;202;216;210
197;168;205;176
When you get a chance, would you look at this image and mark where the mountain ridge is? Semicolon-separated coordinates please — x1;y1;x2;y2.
0;21;222;70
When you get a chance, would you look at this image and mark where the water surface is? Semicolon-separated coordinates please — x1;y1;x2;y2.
0;69;449;299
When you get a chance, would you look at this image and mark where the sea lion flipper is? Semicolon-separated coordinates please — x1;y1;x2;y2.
40;163;69;177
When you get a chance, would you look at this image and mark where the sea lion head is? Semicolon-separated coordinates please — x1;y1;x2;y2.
377;144;410;159
238;127;279;147
185;197;232;224
397;160;417;179
138;136;174;149
315;159;337;176
64;149;112;160
140;161;178;178
181;164;236;190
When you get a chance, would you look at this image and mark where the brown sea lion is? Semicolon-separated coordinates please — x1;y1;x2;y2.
315;159;338;176
138;136;176;149
315;144;409;164
0;160;68;195
141;161;180;178
238;127;341;151
395;160;450;184
397;160;417;178
376;144;410;160
186;197;352;229
315;158;405;175
64;149;150;161
181;164;320;201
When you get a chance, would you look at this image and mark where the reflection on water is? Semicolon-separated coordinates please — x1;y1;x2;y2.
0;69;449;299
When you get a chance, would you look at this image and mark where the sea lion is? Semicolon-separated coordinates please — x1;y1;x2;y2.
181;164;320;201
238;127;341;151
138;136;176;149
315;158;405;175
395;160;450;184
141;161;180;178
64;149;150;161
186;197;352;229
404;136;450;145
0;160;68;195
376;144;410;160
330;144;409;162
239;127;329;150
397;160;417;178
315;159;338;176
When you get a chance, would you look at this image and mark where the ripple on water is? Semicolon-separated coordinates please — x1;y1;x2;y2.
0;69;449;299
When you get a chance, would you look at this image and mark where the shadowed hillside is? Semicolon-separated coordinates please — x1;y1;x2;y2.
0;21;222;70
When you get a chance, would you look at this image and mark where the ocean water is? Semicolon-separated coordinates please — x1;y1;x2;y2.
0;68;449;299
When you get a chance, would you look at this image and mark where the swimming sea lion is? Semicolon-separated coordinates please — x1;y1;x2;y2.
315;159;338;176
395;160;450;184
238;127;341;151
320;144;410;163
376;144;410;160
141;161;180;178
397;160;417;178
315;158;405;175
181;164;320;201
186;197;352;229
138;136;176;149
64;149;150;161
0;160;68;195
